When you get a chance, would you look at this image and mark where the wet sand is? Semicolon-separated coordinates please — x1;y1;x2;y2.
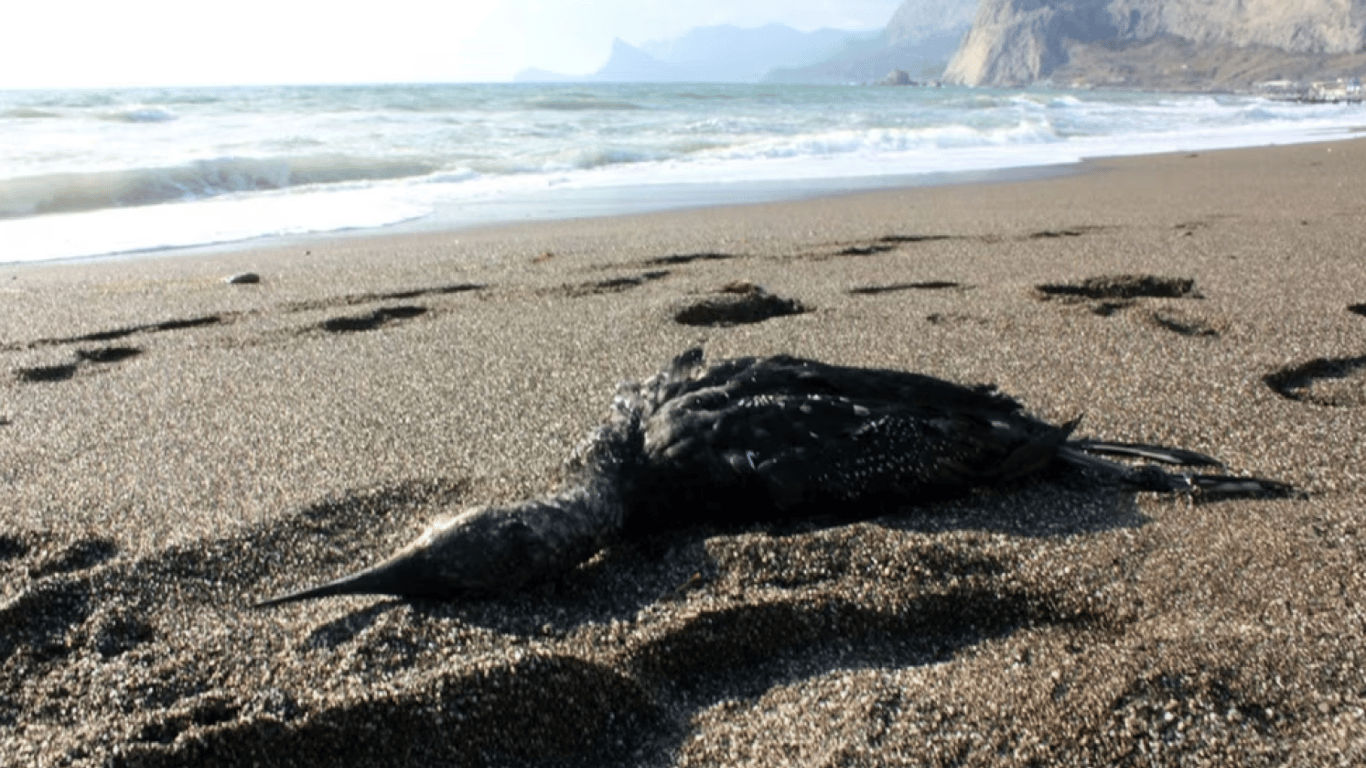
2;140;1365;766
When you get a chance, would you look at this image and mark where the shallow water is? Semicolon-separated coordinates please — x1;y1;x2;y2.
2;82;1364;263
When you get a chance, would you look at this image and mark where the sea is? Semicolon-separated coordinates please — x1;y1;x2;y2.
3;82;1365;264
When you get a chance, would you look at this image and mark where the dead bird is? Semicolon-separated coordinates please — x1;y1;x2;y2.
256;348;1293;606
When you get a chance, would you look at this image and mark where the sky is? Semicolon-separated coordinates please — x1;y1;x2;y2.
3;0;905;89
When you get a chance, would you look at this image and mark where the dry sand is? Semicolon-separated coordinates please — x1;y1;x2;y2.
2;139;1364;767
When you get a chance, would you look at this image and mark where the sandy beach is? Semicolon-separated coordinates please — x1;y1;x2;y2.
2;139;1364;766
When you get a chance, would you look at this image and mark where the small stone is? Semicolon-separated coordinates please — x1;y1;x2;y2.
225;272;261;284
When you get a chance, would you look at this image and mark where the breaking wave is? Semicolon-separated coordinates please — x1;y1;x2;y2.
0;155;443;219
103;106;180;123
528;97;644;111
4;82;1364;263
1;107;61;119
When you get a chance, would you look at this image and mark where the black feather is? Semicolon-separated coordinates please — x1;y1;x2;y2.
257;348;1296;606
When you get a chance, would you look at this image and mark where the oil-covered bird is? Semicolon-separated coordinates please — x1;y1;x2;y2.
256;348;1292;606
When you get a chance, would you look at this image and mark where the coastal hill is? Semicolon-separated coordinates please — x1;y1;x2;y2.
633;23;857;82
945;0;1366;91
764;0;978;83
515;24;868;83
515;1;978;84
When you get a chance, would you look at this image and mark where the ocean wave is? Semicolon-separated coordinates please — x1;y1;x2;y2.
0;184;432;263
103;106;179;123
1236;105;1284;122
0;154;442;219
1;108;61;119
675;91;743;100
528;98;643;111
547;146;675;171
705;121;1059;162
422;168;481;185
6;82;1364;265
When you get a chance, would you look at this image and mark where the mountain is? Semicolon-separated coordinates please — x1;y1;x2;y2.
591;39;691;82
945;0;1366;90
882;0;981;45
514;24;873;83
766;0;980;83
639;23;857;81
514;1;983;86
762;28;966;84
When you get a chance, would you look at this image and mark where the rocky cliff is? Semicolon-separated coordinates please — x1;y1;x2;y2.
516;24;869;83
517;2;979;85
882;0;981;45
767;0;978;83
946;0;1366;89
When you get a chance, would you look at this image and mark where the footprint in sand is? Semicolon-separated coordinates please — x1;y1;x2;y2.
14;345;144;384
1265;355;1366;408
1035;274;1197;302
66;315;222;344
136;696;241;745
319;305;428;333
76;346;143;364
819;235;950;260
29;536;120;578
1028;227;1103;239
1034;274;1201;318
15;362;79;383
642;252;736;266
925;312;993;328
0;535;125;666
558;270;671;298
673;282;810;327
8;314;222;384
0;577;97;665
1142;307;1222;338
285;283;483;313
848;280;963;296
87;607;158;659
365;283;483;302
837;243;899;256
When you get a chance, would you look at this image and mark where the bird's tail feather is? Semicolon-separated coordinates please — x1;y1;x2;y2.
1067;439;1224;468
1056;444;1298;499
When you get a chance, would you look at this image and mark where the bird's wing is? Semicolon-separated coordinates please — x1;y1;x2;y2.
641;387;1065;517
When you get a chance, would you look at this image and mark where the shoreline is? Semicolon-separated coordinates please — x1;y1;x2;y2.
5;159;1093;270
7;119;1366;269
9;134;1363;282
3;137;1364;766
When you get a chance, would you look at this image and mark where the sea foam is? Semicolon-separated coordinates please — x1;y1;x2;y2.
0;155;442;219
2;82;1364;263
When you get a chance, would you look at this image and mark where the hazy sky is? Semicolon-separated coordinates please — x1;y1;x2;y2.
4;0;904;89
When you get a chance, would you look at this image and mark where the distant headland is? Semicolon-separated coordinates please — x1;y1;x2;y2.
518;0;1366;99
